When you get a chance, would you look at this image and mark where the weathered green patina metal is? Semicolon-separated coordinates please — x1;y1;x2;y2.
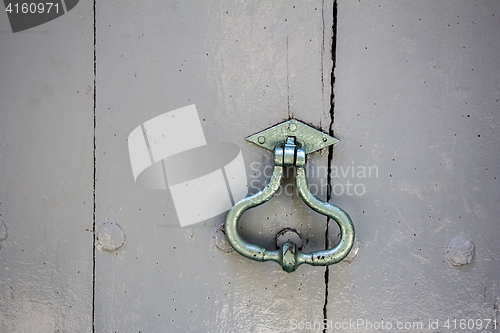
246;119;339;155
224;119;355;273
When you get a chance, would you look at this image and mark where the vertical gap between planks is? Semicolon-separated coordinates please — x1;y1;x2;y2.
287;35;291;118
323;1;337;331
92;0;97;332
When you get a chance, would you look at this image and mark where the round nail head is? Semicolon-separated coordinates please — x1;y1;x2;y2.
276;228;303;250
97;222;125;252
445;236;474;266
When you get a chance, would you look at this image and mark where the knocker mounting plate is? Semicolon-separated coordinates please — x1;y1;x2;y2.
246;119;339;154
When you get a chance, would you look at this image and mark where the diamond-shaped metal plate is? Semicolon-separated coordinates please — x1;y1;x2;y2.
246;119;339;155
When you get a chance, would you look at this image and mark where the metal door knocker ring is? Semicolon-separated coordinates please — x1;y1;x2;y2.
224;119;355;273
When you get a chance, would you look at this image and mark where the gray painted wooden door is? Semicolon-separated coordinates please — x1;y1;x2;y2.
1;1;499;332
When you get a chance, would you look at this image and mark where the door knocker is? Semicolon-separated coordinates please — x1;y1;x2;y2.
224;119;355;272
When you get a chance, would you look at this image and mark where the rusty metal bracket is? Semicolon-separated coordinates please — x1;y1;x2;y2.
224;119;355;273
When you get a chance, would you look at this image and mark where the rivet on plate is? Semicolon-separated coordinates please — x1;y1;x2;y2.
258;136;265;144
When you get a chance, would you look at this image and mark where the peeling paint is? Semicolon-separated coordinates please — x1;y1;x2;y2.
0;218;7;242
